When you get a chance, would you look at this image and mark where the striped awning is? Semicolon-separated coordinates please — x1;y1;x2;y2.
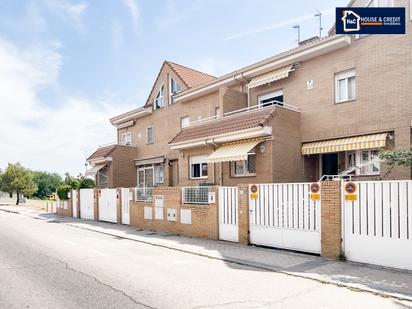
301;133;388;155
248;65;293;89
208;138;262;163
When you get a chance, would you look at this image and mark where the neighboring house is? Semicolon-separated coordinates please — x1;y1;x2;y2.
86;144;138;188
89;0;412;188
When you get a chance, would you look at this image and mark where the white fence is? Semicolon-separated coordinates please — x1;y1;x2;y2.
343;180;412;270
249;183;321;254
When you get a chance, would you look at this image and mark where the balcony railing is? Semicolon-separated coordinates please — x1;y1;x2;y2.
182;186;209;205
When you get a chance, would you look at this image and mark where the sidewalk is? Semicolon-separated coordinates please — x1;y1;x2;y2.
1;205;412;302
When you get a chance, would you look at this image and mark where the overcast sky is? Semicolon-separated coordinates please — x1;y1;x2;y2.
0;0;347;176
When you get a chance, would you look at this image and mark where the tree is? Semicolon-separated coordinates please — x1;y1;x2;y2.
0;163;37;205
64;172;80;190
379;147;412;177
56;185;71;200
32;171;63;199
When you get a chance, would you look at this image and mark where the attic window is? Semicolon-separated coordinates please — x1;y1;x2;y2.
169;78;181;105
154;85;164;110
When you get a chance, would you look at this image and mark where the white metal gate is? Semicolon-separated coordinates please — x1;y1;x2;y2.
343;180;412;270
121;188;130;225
219;187;239;242
72;190;78;218
249;183;321;254
80;189;94;220
98;189;117;223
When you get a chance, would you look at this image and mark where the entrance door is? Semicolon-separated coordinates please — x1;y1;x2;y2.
137;166;154;199
218;187;239;242
98;189;117;223
121;188;130;225
322;153;338;176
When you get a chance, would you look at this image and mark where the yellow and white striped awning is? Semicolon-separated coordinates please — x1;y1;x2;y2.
208;138;262;163
248;65;293;89
301;133;388;155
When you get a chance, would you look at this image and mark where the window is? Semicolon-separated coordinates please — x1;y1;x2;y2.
345;149;380;175
154;85;164;109
335;69;356;103
190;155;208;179
154;165;164;184
97;166;109;186
181;116;190;128
258;90;283;107
121;132;131;145
146;127;153;144
169;77;181;105
232;151;256;177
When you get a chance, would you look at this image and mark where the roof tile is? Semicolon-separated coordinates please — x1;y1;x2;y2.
169;106;277;144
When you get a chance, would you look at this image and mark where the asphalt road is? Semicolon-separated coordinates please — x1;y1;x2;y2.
0;211;411;309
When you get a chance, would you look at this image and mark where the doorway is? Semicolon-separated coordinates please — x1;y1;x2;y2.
168;159;179;186
321;153;338;176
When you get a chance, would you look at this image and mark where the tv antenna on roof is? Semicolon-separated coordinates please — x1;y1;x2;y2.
314;9;323;38
292;24;300;43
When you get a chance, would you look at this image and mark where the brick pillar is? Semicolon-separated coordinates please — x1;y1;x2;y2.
237;184;249;245
93;188;99;221
116;188;122;224
320;181;342;259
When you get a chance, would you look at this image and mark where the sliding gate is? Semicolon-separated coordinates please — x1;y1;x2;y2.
343;180;412;270
249;183;321;254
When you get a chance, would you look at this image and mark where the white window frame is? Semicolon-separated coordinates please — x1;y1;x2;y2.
345;149;380;176
146;126;153;144
258;89;283;106
181;116;190;128
169;77;181;105
137;166;154;188
154;84;164;110
154;165;164;184
231;151;256;177
189;155;208;179
335;69;356;104
121;132;131;145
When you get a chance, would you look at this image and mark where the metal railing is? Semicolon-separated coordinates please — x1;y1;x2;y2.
224;100;300;116
182;186;209;205
136;187;153;202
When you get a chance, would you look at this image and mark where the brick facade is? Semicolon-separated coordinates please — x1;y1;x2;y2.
130;186;219;240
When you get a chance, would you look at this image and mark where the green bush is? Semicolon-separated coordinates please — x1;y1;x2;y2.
56;185;71;200
79;177;95;189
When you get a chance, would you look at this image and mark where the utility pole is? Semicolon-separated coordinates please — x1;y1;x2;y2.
293;24;300;43
314;9;323;38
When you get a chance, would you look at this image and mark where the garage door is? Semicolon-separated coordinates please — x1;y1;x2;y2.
249;183;321;254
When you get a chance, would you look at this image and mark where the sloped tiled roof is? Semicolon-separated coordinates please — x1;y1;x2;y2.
169;106;277;144
167;61;216;88
87;144;134;161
